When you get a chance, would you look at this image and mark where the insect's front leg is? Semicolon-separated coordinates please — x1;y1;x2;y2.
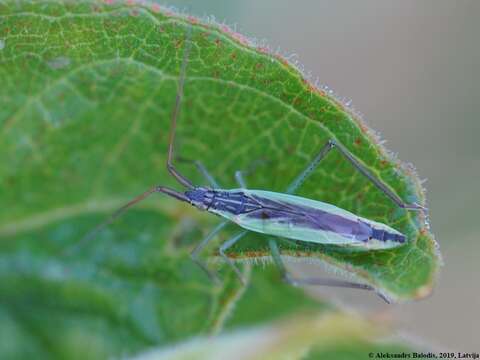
178;157;220;188
191;221;229;283
233;157;270;189
267;238;391;303
218;230;249;284
235;170;247;188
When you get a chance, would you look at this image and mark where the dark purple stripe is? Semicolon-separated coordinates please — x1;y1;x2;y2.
247;195;403;243
371;228;405;243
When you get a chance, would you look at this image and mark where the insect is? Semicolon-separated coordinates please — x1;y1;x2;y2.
77;29;425;303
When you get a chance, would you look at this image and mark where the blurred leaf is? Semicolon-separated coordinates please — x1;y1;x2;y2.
225;265;330;329
130;311;413;360
0;0;440;358
0;210;249;358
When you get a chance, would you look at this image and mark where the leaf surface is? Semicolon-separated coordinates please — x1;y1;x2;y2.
130;311;413;360
0;0;440;357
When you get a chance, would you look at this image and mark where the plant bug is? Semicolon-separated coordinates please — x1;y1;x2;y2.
74;28;426;303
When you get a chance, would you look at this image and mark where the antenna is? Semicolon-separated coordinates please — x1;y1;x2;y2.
63;28;194;256
64;186;188;256
166;27;194;189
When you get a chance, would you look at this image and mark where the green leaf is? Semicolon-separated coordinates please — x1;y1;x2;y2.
0;0;440;357
0;0;439;302
225;266;331;329
0;210;247;357
129;311;414;360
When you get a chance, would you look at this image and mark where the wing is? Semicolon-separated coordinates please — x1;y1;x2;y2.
212;189;404;250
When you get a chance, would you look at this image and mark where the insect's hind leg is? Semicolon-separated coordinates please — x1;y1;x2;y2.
267;238;391;303
191;221;229;283
287;139;425;211
219;230;249;284
328;140;424;211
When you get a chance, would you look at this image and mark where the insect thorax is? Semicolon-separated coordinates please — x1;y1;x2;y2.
184;188;261;214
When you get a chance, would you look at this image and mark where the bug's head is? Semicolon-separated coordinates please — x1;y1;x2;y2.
184;187;214;211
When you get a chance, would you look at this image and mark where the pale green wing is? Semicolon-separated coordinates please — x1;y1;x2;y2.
210;189;403;249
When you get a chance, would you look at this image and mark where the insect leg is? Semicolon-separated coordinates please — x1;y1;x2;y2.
287;139;424;211
178;158;220;188
191;221;229;282
234;158;270;188
327;140;424;211
193;161;220;188
286;141;334;194
219;230;249;284
267;238;390;303
235;170;247;188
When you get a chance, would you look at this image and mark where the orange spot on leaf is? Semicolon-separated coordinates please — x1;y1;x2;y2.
257;46;269;54
359;123;368;133
187;16;198;24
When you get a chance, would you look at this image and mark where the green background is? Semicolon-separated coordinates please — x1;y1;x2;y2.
2;0;476;356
